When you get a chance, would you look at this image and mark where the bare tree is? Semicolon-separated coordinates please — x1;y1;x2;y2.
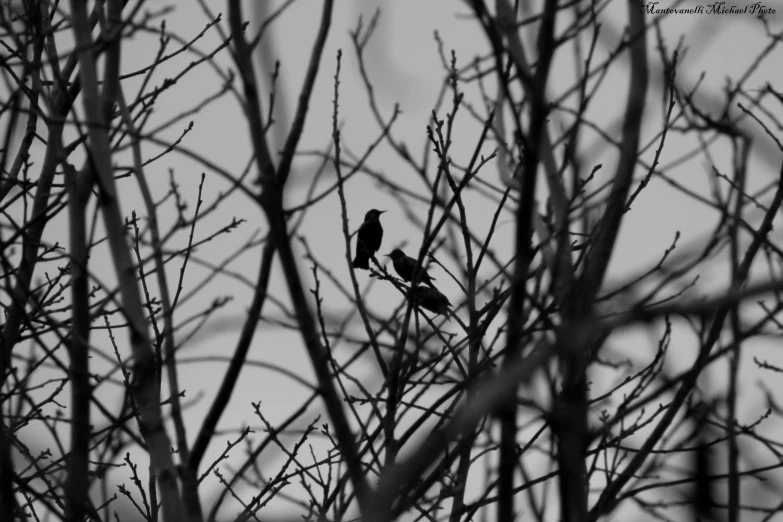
2;0;783;521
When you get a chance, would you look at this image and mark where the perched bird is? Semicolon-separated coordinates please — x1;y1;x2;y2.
352;209;386;270
386;248;437;288
411;286;452;317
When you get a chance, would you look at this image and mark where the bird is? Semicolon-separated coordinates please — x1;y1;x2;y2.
411;286;452;317
385;248;437;288
352;209;386;270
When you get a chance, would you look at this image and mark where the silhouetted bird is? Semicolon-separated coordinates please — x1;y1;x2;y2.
386;248;437;288
352;209;386;270
411;286;451;316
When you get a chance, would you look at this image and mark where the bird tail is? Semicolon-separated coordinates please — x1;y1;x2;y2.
352;254;370;270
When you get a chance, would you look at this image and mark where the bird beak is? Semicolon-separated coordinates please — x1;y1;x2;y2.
384;253;391;258
379;210;387;214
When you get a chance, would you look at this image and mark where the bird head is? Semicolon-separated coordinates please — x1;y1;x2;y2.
385;248;405;260
364;209;386;221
